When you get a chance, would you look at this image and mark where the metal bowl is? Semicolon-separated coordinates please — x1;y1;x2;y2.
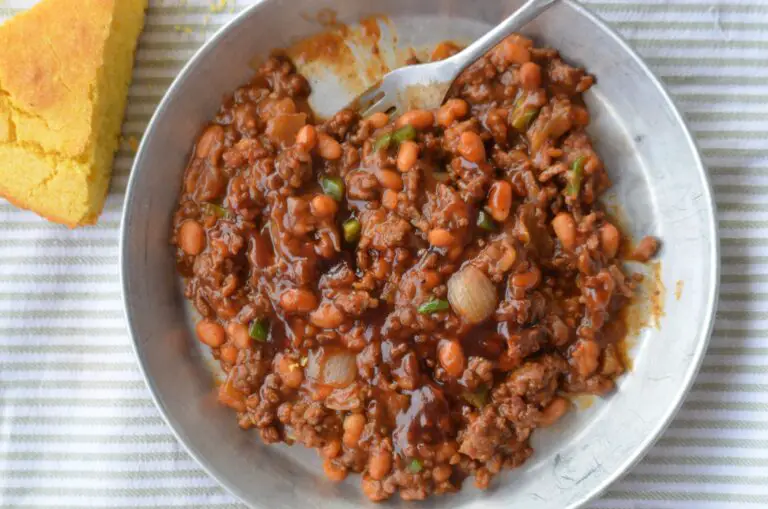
120;1;719;507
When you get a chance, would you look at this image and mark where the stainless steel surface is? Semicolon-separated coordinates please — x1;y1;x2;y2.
120;1;720;508
353;0;559;116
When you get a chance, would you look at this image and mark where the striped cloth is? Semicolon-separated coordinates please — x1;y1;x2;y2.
0;0;766;507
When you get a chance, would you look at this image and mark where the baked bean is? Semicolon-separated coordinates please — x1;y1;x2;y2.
436;98;469;127
428;228;456;248
367;112;389;129
501;39;531;65
396;109;434;130
317;132;342;160
342;413;366;448
435;441;458;462
438;340;466;377
321;439;342;459
600;223;620;259
519;61;542;90
458;131;486;163
218;377;245;412
295;124;317;149
552;212;577;252
432;464;452;483
382;189;398;210
511;265;541;290
632;236;659;262
362;478;387;502
227;322;251;350
309;301;345;329
377;169;403;191
196;319;225;348
487;180;512;222
368;450;392;480
220;345;238;364
571;105;590;126
422;270;441;290
396;141;419;172
539;397;571;427
310;194;338;218
572;339;600;377
195;124;224;159
179;220;206;256
279;288;318;313
277;355;304;389
323;459;348;482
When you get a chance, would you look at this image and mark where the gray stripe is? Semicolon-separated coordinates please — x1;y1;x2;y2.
3;416;165;427
700;365;768;375
631;38;768;50
705;148;768;158
0;487;224;498
719;292;768;301
590;2;768;13
604;491;768;504
684;400;768;412
0;292;123;301
720;203;768;212
615;20;768;31
0;256;116;265
0;434;174;444
720;276;768;284
0;310;124;320
0;345;131;354
671;419;768;430
0;504;243;509
0;327;128;337
2;469;207;480
642;456;768;467
0;239;118;248
0;221;120;231
697;131;768;140
721;220;768;229
0;380;145;390
0;398;153;408
0;451;191;462
1;506;242;509
708;346;768;355
687;111;768;122
722;257;768;265
722;238;768;247
143;23;225;33
657;437;768;449
669;76;768;87
693;382;768;393
626;473;768;486
2;362;138;372
0;274;120;283
649;56;768;68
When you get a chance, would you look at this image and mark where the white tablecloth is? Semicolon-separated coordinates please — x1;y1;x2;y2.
1;0;767;507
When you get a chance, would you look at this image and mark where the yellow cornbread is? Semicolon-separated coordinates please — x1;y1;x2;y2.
0;0;147;227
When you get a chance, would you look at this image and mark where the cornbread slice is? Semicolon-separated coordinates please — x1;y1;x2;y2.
0;0;147;226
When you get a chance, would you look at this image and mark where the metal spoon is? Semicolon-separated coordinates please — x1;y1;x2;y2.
350;0;560;117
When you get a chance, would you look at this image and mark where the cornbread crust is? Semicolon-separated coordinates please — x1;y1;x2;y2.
0;0;147;226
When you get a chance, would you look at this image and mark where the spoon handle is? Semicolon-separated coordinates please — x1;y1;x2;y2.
445;0;560;76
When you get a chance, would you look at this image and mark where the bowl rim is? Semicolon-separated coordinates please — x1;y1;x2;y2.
119;1;720;507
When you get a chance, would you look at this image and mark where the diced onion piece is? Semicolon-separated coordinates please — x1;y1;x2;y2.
447;265;497;324
306;348;357;388
266;113;307;147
